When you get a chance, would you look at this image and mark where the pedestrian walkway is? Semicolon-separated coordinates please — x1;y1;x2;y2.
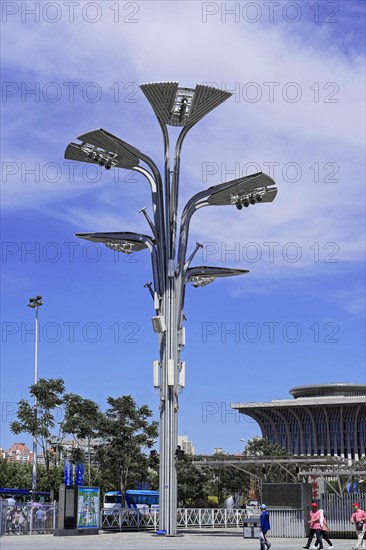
0;529;356;550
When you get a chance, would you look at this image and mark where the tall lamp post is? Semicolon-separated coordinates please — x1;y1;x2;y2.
27;295;43;501
65;82;278;535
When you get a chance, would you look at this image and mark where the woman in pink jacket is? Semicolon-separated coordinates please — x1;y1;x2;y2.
303;502;323;549
351;502;366;550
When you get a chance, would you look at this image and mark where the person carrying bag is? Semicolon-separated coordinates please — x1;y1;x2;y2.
259;504;271;550
351;503;366;550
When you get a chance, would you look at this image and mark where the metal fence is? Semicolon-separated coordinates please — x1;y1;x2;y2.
0;500;57;536
100;507;305;536
1;496;364;538
266;509;305;538
320;494;366;538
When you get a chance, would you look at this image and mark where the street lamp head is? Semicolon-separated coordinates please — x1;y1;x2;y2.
27;296;43;308
104;242;138;255
75;232;153;254
231;188;267;209
186;267;249;288
65;129;141;170
189;276;215;288
140;82;232;128
205;173;278;208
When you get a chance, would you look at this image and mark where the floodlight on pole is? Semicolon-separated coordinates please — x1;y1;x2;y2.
65;129;166;273
177;172;277;278
65;81;279;536
140;82;232;257
27;295;43;502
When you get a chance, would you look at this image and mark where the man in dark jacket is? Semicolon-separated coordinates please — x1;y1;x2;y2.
259;504;271;550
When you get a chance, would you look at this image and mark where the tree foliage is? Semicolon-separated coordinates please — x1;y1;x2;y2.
9;379;158;497
10;378;66;492
242;437;297;490
177;457;211;506
62;394;102;484
95;396;158;498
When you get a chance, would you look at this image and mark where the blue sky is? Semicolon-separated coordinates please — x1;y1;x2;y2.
1;0;365;456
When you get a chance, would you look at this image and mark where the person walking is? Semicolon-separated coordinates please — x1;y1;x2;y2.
12;508;22;535
303;502;323;549
35;506;46;533
312;508;334;549
259;503;271;550
351;502;366;550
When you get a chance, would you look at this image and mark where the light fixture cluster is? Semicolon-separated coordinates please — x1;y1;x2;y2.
171;88;195;125
27;296;43;308
230;187;266;210
80;144;118;170
190;276;215;288
105;242;135;254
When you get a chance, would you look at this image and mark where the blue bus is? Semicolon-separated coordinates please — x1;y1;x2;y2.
0;488;51;503
126;490;159;510
103;490;159;514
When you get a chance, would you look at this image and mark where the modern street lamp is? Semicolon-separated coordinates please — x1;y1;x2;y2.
27;295;43;501
65;81;278;535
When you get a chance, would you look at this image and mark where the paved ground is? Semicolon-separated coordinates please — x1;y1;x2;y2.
0;530;357;550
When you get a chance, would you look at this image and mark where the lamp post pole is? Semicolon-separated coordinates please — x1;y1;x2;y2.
27;295;43;501
65;82;278;535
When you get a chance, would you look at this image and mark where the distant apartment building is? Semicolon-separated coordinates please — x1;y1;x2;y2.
61;438;101;462
178;435;195;455
5;442;33;464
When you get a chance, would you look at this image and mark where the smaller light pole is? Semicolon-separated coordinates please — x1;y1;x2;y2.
27;295;43;501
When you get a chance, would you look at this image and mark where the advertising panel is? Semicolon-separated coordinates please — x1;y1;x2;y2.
77;487;100;529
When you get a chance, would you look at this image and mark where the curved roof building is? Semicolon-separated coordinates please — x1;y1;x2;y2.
231;383;366;459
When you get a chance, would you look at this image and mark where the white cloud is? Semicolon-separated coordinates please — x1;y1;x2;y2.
1;1;365;276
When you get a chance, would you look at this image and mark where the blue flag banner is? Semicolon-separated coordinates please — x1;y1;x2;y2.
75;463;85;486
64;460;73;486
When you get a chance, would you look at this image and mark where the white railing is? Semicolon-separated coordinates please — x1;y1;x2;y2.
100;507;305;536
101;508;159;530
176;508;245;528
2;497;364;538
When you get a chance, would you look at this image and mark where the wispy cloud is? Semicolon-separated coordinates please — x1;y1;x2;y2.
2;0;364;275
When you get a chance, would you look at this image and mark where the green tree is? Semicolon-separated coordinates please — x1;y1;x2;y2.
177;456;211;507
10;378;66;492
62;394;102;485
208;464;250;507
243;437;288;458
0;459;64;499
243;437;296;491
0;459;32;489
95;395;158;498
